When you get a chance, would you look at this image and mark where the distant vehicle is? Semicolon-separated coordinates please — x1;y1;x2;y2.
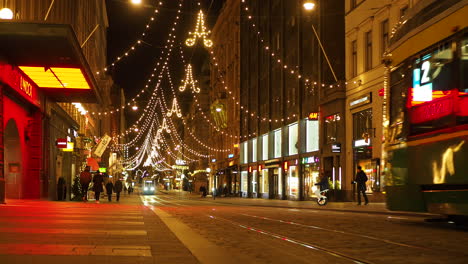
383;1;468;223
142;180;155;195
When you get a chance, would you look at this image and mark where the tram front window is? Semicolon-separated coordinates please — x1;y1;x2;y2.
143;181;155;195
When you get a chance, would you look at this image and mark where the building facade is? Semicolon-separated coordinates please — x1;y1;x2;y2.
209;0;241;196
345;0;425;202
0;0;113;202
238;0;346;201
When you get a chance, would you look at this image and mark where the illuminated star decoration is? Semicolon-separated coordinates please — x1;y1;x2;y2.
179;64;200;93
166;97;182;118
161;117;171;133
185;10;213;48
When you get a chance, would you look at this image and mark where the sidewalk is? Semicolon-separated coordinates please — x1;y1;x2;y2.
159;190;435;218
0;193;198;264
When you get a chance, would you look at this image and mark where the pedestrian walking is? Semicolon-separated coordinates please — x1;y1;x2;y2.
354;166;369;205
199;185;207;198
114;178;123;201
92;173;104;203
128;185;133;195
105;181;114;202
79;166;92;201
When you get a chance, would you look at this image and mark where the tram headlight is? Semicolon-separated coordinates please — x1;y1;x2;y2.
150;187;155;191
144;187;148;191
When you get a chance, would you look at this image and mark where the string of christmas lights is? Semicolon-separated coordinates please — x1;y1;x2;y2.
86;0;183;117
185;10;213;48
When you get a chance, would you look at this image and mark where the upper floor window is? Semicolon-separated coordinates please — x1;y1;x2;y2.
324;114;341;144
400;6;408;18
365;31;373;71
351;40;357;77
350;0;358;10
381;19;389;55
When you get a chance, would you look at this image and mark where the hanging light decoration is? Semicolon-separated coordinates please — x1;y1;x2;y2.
166;97;182;118
185;10;213;48
179;64;200;93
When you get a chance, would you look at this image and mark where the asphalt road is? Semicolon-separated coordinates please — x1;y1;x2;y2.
144;191;468;264
1;191;467;264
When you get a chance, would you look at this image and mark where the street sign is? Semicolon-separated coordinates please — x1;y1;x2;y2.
56;138;67;148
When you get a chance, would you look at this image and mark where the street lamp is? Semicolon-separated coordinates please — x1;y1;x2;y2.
303;1;316;11
0;8;13;19
303;0;338;82
132;103;138;111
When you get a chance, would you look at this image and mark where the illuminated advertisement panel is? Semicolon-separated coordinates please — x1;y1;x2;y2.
409;41;468;124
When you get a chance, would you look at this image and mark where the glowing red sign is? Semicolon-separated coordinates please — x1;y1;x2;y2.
409;89;468;124
0;63;39;106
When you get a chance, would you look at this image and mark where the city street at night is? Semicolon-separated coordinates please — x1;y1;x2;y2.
1;190;468;264
1;0;468;263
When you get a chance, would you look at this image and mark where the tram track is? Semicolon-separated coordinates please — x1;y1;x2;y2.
149;194;468;262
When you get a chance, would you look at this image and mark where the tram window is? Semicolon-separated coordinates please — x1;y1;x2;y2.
461;37;468;93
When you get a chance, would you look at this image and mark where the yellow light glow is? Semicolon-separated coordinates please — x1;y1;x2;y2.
19;66;90;89
303;2;316;11
186;10;213;48
0;8;13;19
130;0;142;4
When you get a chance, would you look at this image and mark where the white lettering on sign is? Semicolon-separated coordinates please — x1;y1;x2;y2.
350;96;370;107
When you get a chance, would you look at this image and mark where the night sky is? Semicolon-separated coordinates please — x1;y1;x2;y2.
105;0;225;124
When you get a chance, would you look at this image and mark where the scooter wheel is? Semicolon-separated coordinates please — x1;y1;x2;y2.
317;197;328;206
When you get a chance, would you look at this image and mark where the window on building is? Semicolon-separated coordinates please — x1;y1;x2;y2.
381;19;389;56
351;40;357;77
306;119;319;152
353;109;373;140
324;114;341;144
400;6;408;18
350;0;357;10
242;141;248;163
262;134;269;160
365;31;373;71
274;129;282;158
288;123;298;155
252;138;257;162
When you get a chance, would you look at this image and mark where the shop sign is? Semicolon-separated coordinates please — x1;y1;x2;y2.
0;63;40;106
56;138;68;148
331;143;341;153
228;153;234;158
211;159;217;162
176;159;187;165
349;93;372;108
62;142;74;152
308;112;319;120
409;95;455;124
94;134;111;157
302;156;319;164
354;139;371;147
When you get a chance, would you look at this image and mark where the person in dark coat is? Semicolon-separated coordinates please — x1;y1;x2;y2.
79;166;92;201
114;179;123;201
199;185;207;198
314;173;330;201
92;173;104;203
105;181;114;202
354;166;369;205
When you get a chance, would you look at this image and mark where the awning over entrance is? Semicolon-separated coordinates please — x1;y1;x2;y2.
86;158;100;172
0;22;101;103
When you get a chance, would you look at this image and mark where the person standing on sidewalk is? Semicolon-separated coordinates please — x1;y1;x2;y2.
114;178;123;202
93;173;104;203
354;166;369;205
79;166;92;201
105;180;114;202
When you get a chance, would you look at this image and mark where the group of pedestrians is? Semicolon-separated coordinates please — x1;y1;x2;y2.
79;166;126;203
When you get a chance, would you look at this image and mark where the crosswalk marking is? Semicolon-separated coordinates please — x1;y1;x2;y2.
0;244;152;257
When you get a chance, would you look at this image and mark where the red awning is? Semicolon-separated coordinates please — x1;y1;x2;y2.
86;158;99;171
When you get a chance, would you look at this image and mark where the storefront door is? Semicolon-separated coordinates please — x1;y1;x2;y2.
4;119;21;199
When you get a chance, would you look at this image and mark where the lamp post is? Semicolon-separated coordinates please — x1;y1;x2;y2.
303;1;338;83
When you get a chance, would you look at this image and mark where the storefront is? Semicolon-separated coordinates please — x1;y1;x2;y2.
284;160;300;200
302;156;320;200
240;167;248;197
0;23;101;202
0;63;42;201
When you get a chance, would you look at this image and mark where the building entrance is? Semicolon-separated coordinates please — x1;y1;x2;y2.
4;119;21;199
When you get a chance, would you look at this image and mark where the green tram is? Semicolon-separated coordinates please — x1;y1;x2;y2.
383;0;468;220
